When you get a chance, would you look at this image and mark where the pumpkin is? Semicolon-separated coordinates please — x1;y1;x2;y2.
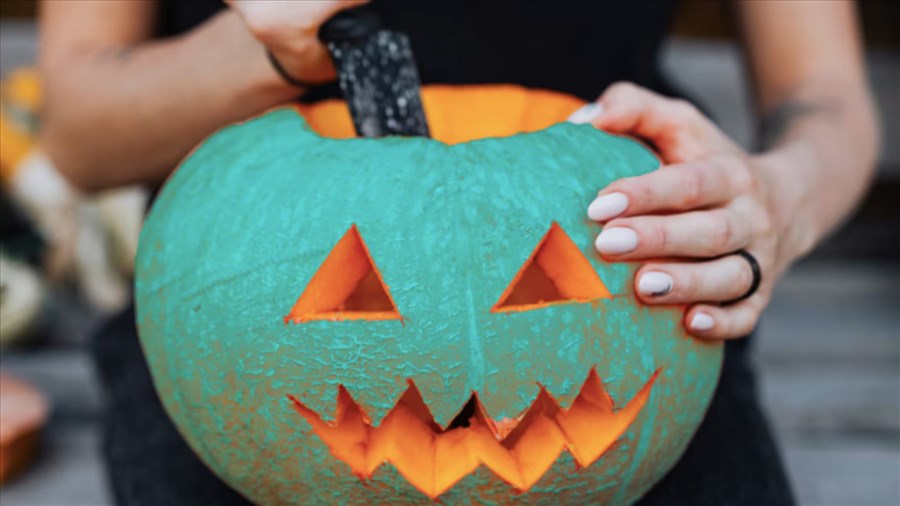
136;85;722;505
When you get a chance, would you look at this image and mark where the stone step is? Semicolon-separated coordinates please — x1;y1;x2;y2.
759;362;900;435
0;349;103;423
780;434;900;506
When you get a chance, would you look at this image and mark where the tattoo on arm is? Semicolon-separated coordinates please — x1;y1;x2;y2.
758;99;839;150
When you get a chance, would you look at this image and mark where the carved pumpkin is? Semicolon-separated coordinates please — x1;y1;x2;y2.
136;85;722;505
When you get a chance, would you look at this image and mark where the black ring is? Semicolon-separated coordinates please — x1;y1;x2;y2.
266;50;321;89
724;249;762;305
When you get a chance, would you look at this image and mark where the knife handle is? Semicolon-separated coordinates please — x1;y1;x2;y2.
319;7;381;45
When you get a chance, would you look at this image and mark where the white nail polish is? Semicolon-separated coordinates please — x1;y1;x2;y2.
690;312;715;331
594;227;638;255
567;103;604;124
638;272;673;296
587;192;629;221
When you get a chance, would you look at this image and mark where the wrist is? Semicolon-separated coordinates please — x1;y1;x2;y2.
212;12;303;105
266;44;337;86
239;39;305;103
752;143;821;263
265;47;337;90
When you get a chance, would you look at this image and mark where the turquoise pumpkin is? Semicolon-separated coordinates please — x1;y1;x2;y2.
136;85;722;505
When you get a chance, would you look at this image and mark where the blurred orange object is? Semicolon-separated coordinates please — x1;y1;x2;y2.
0;373;48;485
0;68;143;313
0;68;40;184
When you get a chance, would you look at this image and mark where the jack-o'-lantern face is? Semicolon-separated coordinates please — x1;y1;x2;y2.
285;222;658;498
136;86;722;505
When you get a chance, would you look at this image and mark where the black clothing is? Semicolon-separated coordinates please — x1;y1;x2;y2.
156;0;682;103
96;1;795;504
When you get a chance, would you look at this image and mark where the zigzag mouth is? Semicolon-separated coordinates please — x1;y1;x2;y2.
288;367;660;499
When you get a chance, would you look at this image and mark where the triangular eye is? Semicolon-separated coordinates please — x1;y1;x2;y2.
286;225;401;323
492;223;611;312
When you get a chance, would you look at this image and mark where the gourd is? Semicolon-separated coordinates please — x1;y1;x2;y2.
136;85;722;505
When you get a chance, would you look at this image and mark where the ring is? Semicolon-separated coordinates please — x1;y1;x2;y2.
724;249;761;305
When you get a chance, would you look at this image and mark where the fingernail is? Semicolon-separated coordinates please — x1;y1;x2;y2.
690;312;715;331
638;272;673;296
587;192;629;221
594;227;638;255
568;103;603;124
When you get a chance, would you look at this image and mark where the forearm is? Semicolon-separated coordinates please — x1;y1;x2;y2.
735;0;879;262
41;11;299;191
756;79;879;261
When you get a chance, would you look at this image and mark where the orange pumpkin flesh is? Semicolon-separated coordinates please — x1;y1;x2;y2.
289;368;659;499
287;225;401;323
296;84;586;145
494;221;612;312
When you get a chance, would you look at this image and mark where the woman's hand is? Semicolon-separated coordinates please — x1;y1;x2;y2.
573;83;813;340
227;0;366;85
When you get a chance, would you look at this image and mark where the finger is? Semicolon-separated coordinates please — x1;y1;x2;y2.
568;103;603;124
591;82;720;162
595;207;753;259
587;157;751;222
685;295;767;340
634;255;756;304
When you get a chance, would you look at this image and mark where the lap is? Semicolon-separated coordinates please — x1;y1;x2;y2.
93;306;250;506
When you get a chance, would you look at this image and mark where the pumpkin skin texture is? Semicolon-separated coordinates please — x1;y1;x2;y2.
136;85;722;505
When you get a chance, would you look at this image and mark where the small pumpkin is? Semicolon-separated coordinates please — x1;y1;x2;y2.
136;85;722;505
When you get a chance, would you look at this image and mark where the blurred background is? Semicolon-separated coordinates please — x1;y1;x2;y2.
0;1;897;505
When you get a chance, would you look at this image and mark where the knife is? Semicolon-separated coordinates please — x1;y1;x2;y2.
319;8;431;138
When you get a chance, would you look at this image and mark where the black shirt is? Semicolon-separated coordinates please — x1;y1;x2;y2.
156;0;681;102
